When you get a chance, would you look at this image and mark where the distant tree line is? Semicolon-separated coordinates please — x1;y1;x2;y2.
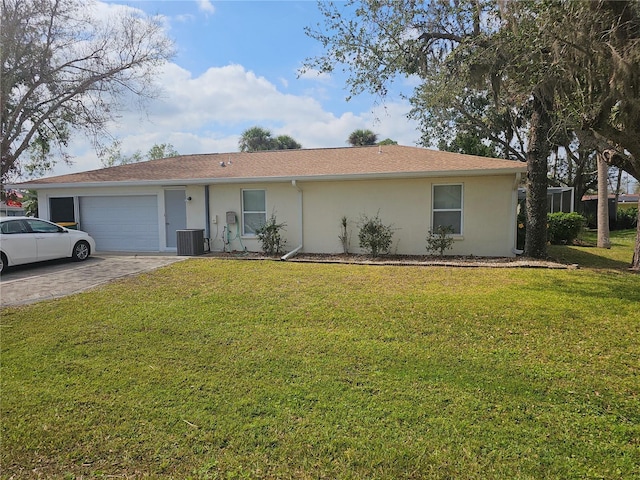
238;127;302;152
99;142;179;167
239;126;398;152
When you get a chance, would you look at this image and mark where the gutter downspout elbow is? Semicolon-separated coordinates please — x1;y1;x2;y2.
281;244;303;261
281;180;304;260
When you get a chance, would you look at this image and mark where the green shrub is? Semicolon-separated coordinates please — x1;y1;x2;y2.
426;225;455;256
615;207;638;230
358;213;394;257
547;212;586;245
256;214;287;255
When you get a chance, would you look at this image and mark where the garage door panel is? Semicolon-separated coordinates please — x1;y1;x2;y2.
79;196;159;252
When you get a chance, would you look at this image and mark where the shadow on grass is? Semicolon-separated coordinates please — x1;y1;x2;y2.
548;245;632;270
558;266;639;303
548;229;637;271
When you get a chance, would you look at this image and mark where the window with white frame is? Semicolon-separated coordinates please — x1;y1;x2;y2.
242;189;266;235
432;184;463;235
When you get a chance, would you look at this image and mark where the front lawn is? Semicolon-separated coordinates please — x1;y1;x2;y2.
548;228;638;270
2;236;639;479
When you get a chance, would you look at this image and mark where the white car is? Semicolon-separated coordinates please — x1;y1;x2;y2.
0;217;96;274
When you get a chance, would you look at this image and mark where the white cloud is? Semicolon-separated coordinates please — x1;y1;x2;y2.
24;1;420;178
365;102;421;146
196;0;215;15
49;61;420;176
297;67;332;83
175;13;196;23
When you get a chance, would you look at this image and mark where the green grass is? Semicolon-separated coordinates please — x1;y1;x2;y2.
2;232;639;479
548;228;638;270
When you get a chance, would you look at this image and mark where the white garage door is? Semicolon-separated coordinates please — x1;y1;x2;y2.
79;196;159;252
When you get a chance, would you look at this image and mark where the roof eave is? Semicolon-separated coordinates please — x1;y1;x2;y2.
9;167;526;190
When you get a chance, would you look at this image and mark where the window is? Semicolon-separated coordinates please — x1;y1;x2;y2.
49;197;75;223
242;189;266;235
1;220;27;234
432;184;463;235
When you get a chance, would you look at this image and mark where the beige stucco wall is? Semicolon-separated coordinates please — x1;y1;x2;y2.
201;174;519;257
33;173;519;256
299;175;518;257
185;185;206;232
203;182;301;252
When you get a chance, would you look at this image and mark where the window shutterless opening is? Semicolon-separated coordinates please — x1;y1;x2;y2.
432;184;463;235
241;189;266;236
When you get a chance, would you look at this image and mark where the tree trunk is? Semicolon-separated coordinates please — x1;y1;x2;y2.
573;166;586;213
524;88;552;259
597;151;611;249
613;167;623;226
632;196;640;271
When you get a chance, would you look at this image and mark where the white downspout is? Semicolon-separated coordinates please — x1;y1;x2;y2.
281;179;303;260
512;172;524;255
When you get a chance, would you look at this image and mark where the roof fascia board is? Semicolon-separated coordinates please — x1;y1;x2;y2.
9;168;526;190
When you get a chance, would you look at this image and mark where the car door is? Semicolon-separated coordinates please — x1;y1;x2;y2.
0;219;37;265
24;219;71;261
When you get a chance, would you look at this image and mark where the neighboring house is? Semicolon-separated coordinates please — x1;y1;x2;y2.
1;190;25;216
0;201;25;217
11;145;527;257
616;193;640;211
581;193;640;212
581;193;639;228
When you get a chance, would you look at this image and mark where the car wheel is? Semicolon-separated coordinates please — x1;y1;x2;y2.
0;253;6;274
72;241;91;261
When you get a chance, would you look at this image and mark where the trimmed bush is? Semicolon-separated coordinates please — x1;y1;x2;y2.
358;213;394;257
547;212;586;245
426;225;455;256
256;214;287;255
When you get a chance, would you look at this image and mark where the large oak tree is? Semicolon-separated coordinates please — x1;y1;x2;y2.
1;0;174;185
550;0;640;268
304;0;554;258
304;0;640;266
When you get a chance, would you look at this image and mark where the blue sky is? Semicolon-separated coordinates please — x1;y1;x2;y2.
53;0;421;175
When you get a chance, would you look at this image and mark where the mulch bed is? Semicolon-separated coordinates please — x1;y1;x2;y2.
203;251;573;269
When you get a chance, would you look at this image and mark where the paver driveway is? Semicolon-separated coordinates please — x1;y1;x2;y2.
0;255;185;308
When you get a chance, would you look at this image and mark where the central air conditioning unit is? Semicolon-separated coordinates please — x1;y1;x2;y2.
176;229;205;256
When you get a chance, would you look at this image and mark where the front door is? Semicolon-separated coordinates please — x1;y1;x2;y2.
164;189;187;249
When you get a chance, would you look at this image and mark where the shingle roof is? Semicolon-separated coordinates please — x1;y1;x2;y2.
17;145;526;187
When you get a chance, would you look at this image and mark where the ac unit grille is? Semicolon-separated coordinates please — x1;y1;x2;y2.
176;229;205;256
